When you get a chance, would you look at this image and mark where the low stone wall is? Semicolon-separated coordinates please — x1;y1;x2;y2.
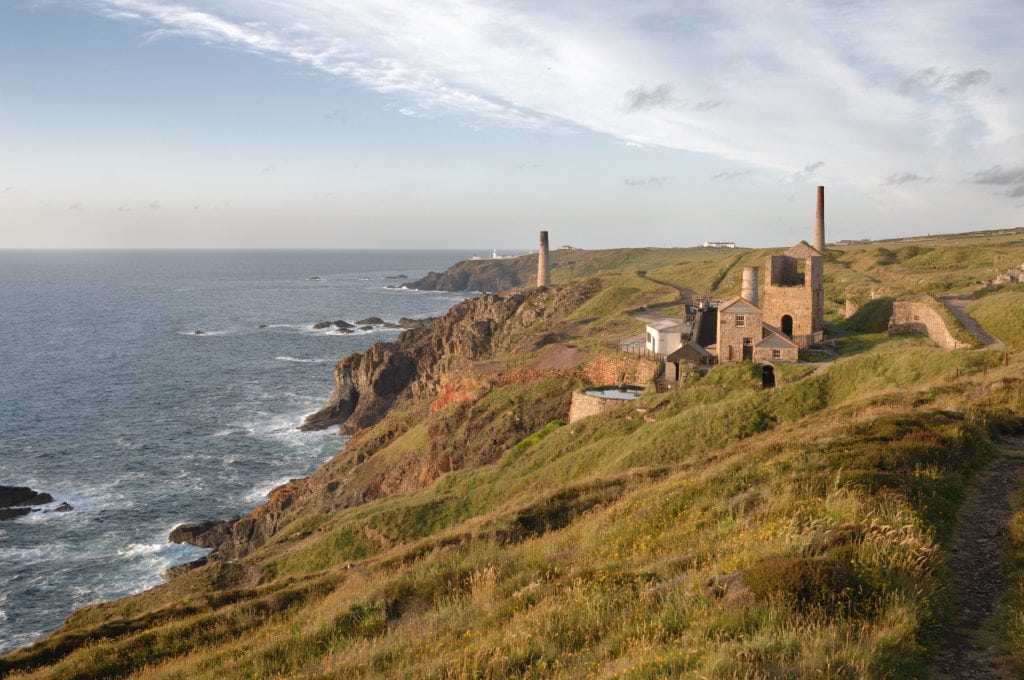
888;301;967;349
568;390;634;423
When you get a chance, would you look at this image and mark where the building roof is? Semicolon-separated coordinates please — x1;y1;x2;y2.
646;318;686;332
666;341;711;362
785;240;822;258
755;330;799;349
717;296;761;315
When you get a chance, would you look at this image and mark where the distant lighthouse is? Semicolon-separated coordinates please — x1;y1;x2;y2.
537;230;550;287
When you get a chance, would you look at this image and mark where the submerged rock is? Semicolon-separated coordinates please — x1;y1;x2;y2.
0;507;32;521
54;502;73;512
193;330;205;335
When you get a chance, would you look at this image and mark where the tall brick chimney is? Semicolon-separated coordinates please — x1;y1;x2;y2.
537;230;550;287
814;186;825;254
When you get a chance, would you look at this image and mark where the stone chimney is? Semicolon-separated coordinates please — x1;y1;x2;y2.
537;230;550;287
741;266;759;307
814;185;825;254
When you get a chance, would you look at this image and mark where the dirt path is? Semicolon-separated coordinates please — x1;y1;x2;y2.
933;441;1024;678
938;295;1006;349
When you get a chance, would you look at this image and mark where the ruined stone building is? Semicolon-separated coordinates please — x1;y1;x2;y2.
712;187;826;364
760;240;825;348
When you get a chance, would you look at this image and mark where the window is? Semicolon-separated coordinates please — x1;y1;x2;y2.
743;337;752;346
735;314;745;327
772;349;782;359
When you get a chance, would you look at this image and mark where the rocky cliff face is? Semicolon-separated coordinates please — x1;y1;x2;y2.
301;283;598;434
176;281;601;562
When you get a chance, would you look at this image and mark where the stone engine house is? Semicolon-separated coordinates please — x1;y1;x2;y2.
714;186;827;363
761;240;825;348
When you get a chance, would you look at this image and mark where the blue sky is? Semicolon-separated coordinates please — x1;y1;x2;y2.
1;0;1022;249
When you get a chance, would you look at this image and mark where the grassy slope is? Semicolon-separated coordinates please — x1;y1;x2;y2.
5;233;1024;679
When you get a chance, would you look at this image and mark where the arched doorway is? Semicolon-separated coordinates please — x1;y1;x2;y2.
781;314;793;338
761;365;776;389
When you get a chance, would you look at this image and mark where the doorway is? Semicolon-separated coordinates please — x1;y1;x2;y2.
781;314;793;338
761;365;776;389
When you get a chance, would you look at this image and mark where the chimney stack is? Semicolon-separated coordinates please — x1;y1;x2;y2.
741;266;759;307
537;230;550;287
814;186;825;254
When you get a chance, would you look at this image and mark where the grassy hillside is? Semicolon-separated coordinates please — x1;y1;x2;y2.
4;230;1024;679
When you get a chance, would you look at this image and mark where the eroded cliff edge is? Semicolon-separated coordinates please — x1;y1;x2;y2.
173;281;604;562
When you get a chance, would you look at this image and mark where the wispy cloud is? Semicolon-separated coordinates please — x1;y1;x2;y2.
623;83;675;113
324;109;347;122
83;0;1024;188
971;164;1024;197
899;67;991;96
788;161;824;182
883;172;932;185
624;176;669;187
711;170;750;180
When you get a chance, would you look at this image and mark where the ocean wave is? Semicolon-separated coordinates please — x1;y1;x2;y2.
243;477;295;504
275;356;326;364
177;329;231;337
117;542;164;558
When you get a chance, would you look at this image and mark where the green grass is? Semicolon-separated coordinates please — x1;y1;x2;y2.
6;232;1024;679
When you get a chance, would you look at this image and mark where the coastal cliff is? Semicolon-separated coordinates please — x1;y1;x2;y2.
177;281;603;560
410;255;536;291
11;235;1024;678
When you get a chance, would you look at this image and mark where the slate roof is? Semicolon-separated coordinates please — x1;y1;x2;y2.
755;331;799;349
717;296;761;315
784;240;822;258
666;341;711;363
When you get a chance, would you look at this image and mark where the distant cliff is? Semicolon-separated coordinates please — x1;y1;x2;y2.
410;255;536;292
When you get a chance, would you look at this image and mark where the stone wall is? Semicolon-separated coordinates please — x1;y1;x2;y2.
580;355;657;386
888;301;967;349
568;391;631;423
752;345;798;364
717;307;762;363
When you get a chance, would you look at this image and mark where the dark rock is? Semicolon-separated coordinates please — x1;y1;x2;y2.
169;519;236;549
397;317;430;329
193;330;205;335
307;276;321;281
334;328;353;335
312;321;332;330
360;325;374;331
333;320;354;329
0;486;53;507
382;322;403;329
54;502;73;512
258;324;269;329
356;317;385;325
384;274;407;279
0;507;33;520
165;556;209;579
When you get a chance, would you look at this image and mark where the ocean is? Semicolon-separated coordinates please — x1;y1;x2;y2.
0;249;474;654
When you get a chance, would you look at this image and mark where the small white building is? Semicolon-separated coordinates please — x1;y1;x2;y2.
645;319;686;356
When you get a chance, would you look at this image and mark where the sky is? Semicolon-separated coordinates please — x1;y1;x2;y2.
1;0;1023;249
